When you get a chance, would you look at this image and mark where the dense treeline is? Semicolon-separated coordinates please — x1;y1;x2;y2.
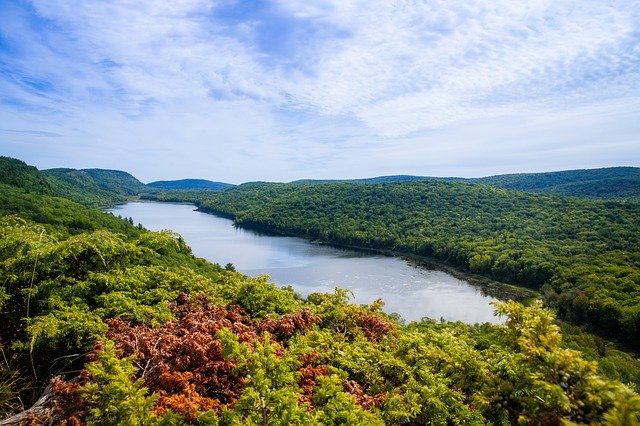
2;188;640;424
0;156;53;194
156;181;640;349
286;167;640;199
475;167;640;199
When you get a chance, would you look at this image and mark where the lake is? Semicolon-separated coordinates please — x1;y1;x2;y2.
108;202;501;324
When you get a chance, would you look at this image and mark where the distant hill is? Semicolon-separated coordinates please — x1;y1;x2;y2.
292;175;463;185
42;168;149;207
0;156;52;194
292;168;640;199
473;167;640;199
147;179;234;190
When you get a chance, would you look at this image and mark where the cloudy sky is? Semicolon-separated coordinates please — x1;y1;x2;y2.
1;0;639;183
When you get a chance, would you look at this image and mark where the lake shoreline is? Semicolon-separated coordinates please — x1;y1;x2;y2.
111;201;505;323
194;204;538;303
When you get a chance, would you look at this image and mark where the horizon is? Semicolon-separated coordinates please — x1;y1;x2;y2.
1;1;639;183
14;154;638;186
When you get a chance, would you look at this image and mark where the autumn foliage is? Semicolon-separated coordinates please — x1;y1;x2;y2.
105;294;320;420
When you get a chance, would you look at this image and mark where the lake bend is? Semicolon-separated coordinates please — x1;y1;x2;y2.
108;201;501;324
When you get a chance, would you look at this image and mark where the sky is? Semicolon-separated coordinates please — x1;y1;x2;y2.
0;0;639;184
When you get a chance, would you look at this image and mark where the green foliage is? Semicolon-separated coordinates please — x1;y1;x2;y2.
0;156;52;194
312;375;383;425
219;329;310;425
475;166;640;199
219;275;303;319
81;340;158;425
42;167;150;207
486;300;640;424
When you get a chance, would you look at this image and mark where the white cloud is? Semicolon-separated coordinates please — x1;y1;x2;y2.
1;0;638;181
280;0;638;136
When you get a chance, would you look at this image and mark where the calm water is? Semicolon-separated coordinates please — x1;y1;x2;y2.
108;202;500;324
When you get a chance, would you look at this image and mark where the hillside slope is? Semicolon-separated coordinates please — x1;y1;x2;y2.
42;167;149;207
0;156;52;194
474;167;640;199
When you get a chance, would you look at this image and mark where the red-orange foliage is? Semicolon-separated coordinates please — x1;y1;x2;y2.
258;308;321;338
343;379;388;409
49;373;90;425
355;312;395;342
297;351;329;408
45;293;411;423
102;293;320;421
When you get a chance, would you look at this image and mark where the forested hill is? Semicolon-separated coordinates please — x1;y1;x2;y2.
3;157;640;424
0;156;52;194
42;167;150;207
290;167;640;199
292;175;463;184
148;178;234;190
191;180;640;349
474;167;640;199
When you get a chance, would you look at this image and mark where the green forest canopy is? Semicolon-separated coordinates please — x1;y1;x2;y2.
290;166;640;200
42;167;151;207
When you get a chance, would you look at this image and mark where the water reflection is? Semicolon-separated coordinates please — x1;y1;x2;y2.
108;202;501;324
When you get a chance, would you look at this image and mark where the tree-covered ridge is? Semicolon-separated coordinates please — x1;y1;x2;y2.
180;180;640;348
148;179;235;190
0;155;151;208
42;167;151;207
0;156;52;195
289;167;640;199
475;167;640;199
291;175;462;185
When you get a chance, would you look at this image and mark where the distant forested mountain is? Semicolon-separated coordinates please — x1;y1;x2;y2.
292;175;463;184
148;178;234;190
474;167;640;199
292;167;640;199
42;167;150;207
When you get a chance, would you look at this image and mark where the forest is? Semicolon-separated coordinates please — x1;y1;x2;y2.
289;167;640;200
150;180;640;352
2;156;640;424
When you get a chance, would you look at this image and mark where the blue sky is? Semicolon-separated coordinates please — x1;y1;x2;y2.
1;0;639;183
